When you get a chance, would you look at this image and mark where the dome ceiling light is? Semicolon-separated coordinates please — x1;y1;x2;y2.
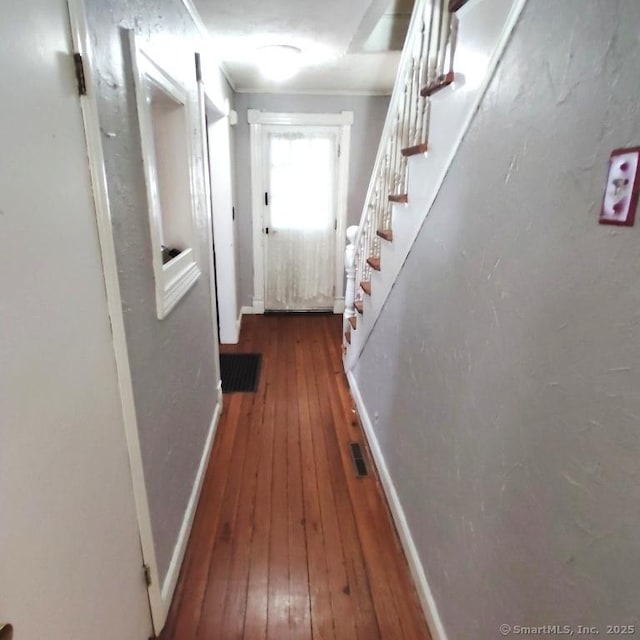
256;45;302;82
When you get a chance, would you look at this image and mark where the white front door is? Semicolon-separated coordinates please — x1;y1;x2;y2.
263;126;339;311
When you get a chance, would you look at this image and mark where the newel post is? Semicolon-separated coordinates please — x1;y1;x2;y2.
344;225;358;329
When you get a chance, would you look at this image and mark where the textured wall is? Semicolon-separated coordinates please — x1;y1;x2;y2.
233;92;390;307
86;0;228;583
354;1;640;637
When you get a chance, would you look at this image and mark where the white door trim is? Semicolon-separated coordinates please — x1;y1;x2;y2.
66;0;163;632
248;109;353;313
196;73;225;360
197;71;240;343
247;110;354;127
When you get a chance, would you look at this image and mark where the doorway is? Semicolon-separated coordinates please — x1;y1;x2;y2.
204;113;221;339
248;110;353;314
199;80;240;344
264;127;338;311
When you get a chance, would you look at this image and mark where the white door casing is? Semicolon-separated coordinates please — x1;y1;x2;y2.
263;126;339;311
198;74;240;343
67;0;165;631
248;110;352;314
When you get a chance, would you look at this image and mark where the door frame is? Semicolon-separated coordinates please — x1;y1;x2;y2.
67;0;164;631
197;71;241;343
248;109;353;314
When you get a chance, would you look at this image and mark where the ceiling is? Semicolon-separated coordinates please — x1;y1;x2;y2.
192;0;414;94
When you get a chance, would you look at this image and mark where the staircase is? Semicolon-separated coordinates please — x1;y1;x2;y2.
343;0;526;370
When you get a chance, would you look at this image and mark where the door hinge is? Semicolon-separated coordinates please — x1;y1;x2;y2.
194;51;202;82
337;144;341;158
143;564;152;587
73;52;87;96
264;192;269;206
334;219;338;231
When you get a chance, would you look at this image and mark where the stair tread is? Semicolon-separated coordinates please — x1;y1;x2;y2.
360;281;371;296
354;300;364;314
345;329;351;344
401;143;428;158
421;71;455;97
377;228;393;242
367;257;381;271
348;316;357;330
388;194;408;203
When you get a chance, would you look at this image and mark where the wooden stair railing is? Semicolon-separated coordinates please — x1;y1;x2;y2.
344;0;463;349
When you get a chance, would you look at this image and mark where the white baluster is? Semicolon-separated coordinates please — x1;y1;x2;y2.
421;0;438;88
393;114;404;193
415;4;431;144
400;83;409;151
343;225;359;331
427;0;443;86
357;228;366;287
436;0;451;79
445;14;459;78
420;98;432;154
388;118;399;196
414;59;424;146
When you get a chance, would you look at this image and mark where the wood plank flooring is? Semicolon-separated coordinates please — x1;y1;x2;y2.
159;313;431;640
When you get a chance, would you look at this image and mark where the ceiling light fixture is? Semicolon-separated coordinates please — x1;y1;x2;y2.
256;45;302;82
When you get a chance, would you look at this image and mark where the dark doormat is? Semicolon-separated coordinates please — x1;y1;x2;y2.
219;353;262;393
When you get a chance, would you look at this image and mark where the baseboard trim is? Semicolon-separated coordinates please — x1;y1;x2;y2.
236;309;243;338
250;298;265;314
160;382;223;608
347;370;448;640
241;304;264;315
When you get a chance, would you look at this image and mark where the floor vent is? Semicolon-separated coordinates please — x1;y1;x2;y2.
350;442;368;478
219;353;262;393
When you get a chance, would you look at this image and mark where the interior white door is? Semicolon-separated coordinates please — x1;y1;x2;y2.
0;0;153;638
264;127;338;311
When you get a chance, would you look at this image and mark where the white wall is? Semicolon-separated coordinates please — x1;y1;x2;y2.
0;1;152;637
233;92;389;308
353;0;640;637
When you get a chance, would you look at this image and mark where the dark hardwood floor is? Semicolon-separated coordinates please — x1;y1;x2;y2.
159;313;431;640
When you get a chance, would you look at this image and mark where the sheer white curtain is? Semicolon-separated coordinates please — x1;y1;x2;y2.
265;130;337;310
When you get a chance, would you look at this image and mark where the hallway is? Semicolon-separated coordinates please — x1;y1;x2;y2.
160;314;430;640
